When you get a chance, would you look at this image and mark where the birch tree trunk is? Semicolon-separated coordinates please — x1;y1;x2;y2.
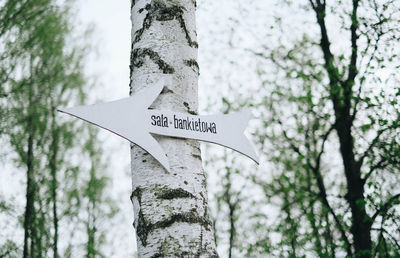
129;0;218;257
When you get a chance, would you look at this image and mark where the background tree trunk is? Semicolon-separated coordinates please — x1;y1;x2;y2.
129;0;217;257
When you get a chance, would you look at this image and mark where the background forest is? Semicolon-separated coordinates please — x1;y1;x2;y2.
1;0;399;257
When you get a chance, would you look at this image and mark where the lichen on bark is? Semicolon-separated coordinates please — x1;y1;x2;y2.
132;0;198;48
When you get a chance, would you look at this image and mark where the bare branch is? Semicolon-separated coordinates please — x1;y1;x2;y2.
309;0;345;114
357;129;386;169
372;226;400;251
309;0;317;11
276;113;351;252
373;215;386;257
370;193;400;224
276;118;306;159
346;0;360;86
251;48;323;83
309;160;352;254
311;1;334;69
351;41;378;122
315;125;334;171
363;158;389;183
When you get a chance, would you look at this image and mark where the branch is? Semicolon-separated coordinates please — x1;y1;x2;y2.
342;0;360;122
277;119;306;159
352;1;392;121
310;0;334;68
346;0;360;86
371;226;400;251
276;115;351;252
370;193;400;224
310;165;352;255
351;41;378;122
309;0;317;12
357;128;386;170
232;183;247;209
305;133;352;256
252;48;323;82
315;125;334;171
0;244;18;258
363;158;389;183
373;215;386;257
309;0;344;113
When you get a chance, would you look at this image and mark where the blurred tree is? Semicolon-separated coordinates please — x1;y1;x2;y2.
0;198;19;257
205;101;251;258
203;0;400;256
83;128;117;258
0;0;117;257
243;0;400;257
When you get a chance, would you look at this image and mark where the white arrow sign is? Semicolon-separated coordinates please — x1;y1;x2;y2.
58;81;259;171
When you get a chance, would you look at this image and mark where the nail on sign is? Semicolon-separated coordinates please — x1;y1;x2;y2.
58;81;259;171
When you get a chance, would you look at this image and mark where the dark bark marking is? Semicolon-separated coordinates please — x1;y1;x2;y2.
155;187;196;200
183;101;197;115
192;153;201;159
133;1;198;48
137;210;212;247
199;190;211;226
196;226;204;257
158;211;212;231
131;188;149;247
132;186;210;247
131;187;142;206
131;48;175;74
184;59;199;74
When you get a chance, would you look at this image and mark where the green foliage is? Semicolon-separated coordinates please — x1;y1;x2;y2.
206;0;400;257
83;128;118;258
0;0;118;257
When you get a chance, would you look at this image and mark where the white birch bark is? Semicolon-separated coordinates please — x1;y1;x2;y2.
129;0;218;257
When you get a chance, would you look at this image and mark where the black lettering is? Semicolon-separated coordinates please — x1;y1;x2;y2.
188;119;193;130
174;115;178;128
183;119;187;130
211;123;217;134
163;115;168;127
178;119;183;129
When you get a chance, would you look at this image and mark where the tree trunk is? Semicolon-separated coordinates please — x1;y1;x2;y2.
311;0;373;255
129;0;217;257
23;127;35;258
49;109;59;258
335;117;372;256
23;79;35;258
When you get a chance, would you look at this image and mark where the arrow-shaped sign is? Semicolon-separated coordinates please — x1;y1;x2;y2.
58;81;259;171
